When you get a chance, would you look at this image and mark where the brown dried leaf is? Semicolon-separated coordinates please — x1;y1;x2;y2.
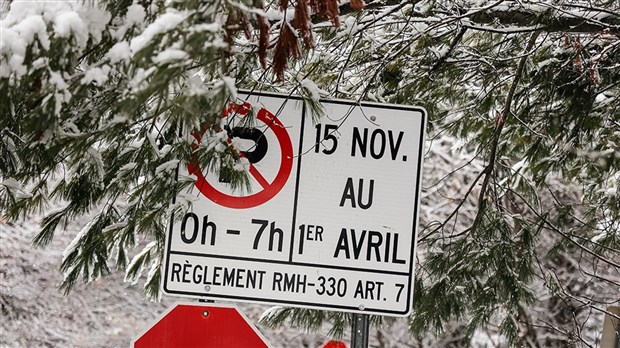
273;23;300;81
224;12;237;48
573;36;582;51
350;0;366;11
573;54;583;73
240;12;252;40
279;0;289;11
309;0;340;27
257;13;270;69
293;0;314;49
588;66;601;85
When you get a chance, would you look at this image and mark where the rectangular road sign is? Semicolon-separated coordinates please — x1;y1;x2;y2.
163;91;426;316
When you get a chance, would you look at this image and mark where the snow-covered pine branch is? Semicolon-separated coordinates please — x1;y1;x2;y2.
1;0;618;346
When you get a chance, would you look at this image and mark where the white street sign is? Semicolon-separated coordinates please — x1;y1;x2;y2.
163;91;426;316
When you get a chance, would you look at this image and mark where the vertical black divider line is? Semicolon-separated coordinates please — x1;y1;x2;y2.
163;120;184;293
289;101;306;263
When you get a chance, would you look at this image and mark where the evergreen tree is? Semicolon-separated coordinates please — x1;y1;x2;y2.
1;0;618;346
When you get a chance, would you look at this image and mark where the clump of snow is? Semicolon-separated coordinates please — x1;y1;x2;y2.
0;1;112;81
54;11;88;49
87;147;105;181
300;78;323;101
130;10;185;53
46;70;72;115
190;23;220;33
102;222;129;234
62;218;93;262
125;241;157;284
0;14;48;77
259;306;284;322
81;65;111;85
48;71;68;90
109;3;146;39
202;129;229;153
125;3;146;28
76;4;110;43
128;66;156;93
106;41;131;63
125;138;145;151
11;15;50;49
152;48;189;65
233;157;250;172
185;74;208;96
222;75;237;100
155;159;180;175
118;162;138;173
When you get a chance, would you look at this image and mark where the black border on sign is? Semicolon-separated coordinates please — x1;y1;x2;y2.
162;90;427;317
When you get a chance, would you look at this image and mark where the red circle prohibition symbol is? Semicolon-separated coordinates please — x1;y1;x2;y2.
188;102;293;209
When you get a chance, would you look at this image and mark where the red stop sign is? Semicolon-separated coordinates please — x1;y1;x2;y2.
323;339;348;348
132;303;268;348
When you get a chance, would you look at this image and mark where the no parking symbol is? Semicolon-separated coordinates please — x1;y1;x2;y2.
188;101;294;209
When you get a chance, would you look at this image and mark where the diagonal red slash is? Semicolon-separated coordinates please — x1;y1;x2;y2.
237;151;270;190
248;163;270;189
224;104;278;192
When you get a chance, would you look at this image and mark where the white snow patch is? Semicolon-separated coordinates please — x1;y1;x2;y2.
102;222;128;234
81;65;111;85
125;241;157;284
259;306;284;322
62;219;93;261
144;258;160;291
222;75;237;100
118;162;138;173
203;130;229;153
128;67;156;92
11;15;50;49
125;4;146;27
190;23;220;33
0;14;48;77
106;41;131;63
152;48;189;65
301;78;323;101
48;70;68;90
87;146;105;181
233;157;250;172
130;10;185;53
155;159;179;175
185;74;208;95
76;3;110;44
53;11;88;49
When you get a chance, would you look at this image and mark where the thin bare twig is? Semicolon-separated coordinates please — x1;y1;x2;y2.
474;31;541;223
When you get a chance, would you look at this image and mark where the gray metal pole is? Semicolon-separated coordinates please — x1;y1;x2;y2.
351;313;369;348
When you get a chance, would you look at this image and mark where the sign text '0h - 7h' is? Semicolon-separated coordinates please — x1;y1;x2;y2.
163;91;427;316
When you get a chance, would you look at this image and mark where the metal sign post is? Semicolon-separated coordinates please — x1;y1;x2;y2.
351;313;369;348
601;306;620;348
